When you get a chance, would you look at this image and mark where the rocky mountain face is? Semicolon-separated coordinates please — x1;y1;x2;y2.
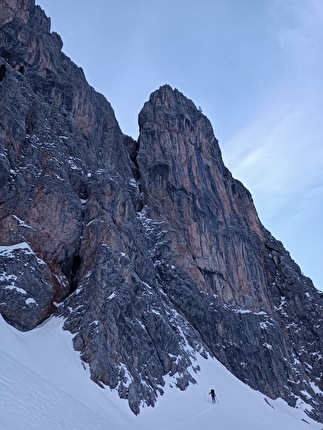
1;0;322;421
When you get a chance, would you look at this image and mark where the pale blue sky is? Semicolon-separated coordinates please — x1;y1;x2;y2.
36;0;323;290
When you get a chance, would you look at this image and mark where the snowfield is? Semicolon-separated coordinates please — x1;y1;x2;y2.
0;315;321;430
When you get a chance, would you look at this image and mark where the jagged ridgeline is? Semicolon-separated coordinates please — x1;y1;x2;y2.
0;0;322;421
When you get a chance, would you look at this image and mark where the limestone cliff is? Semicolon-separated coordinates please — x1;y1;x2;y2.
0;0;322;422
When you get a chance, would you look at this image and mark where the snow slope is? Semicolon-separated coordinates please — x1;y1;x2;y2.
0;315;321;430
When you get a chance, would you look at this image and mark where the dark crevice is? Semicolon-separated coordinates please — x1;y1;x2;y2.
264;243;280;254
69;254;81;294
123;135;144;211
0;64;7;81
123;135;141;182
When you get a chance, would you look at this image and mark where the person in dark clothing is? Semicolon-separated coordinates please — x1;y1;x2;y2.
209;388;216;404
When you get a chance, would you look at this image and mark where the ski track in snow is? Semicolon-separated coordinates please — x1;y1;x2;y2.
0;352;108;429
0;315;322;430
158;404;214;430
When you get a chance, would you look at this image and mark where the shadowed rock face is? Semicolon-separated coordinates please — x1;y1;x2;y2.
0;0;322;421
0;0;131;329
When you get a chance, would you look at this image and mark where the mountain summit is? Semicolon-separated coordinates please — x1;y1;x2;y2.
0;0;322;422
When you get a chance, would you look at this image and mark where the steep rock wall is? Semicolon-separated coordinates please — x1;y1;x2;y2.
0;0;322;421
136;85;323;419
0;0;132;329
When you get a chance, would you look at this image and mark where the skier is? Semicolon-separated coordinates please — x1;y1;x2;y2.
209;388;216;404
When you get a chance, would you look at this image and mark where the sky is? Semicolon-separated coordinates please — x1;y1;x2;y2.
1;313;322;429
35;0;323;290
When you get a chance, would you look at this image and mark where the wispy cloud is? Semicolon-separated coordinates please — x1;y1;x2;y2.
221;0;323;288
223;0;323;201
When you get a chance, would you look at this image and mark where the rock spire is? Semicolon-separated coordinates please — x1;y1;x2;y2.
0;0;322;421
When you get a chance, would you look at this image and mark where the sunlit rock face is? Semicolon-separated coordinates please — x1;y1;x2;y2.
0;0;322;421
136;85;323;419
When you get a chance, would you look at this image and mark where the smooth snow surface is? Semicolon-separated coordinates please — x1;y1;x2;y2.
0;315;321;430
